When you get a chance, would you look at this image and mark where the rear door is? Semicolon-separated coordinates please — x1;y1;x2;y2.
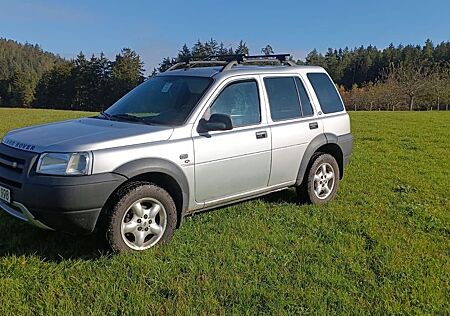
262;74;323;186
193;75;271;203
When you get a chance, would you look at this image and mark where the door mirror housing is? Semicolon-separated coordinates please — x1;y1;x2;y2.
198;113;233;133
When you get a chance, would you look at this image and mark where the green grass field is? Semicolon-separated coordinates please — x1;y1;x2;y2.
0;108;449;315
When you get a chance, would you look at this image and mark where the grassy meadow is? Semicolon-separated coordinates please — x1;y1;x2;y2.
0;108;449;314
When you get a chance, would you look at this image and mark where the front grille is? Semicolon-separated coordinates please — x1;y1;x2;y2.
0;152;25;173
0;143;38;190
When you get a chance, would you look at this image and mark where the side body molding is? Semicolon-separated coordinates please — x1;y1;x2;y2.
113;158;190;212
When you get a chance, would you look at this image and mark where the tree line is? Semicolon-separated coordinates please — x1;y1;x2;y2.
0;39;145;111
0;38;60;107
339;63;450;111
1;38;449;111
35;49;145;111
302;40;450;111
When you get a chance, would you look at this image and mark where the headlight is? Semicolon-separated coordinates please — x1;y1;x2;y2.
36;152;92;176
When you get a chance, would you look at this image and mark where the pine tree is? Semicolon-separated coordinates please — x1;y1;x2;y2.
261;45;274;55
178;44;191;60
158;57;177;73
235;41;249;55
191;40;208;57
11;70;36;107
72;52;91;109
34;61;75;109
305;49;325;66
109;48;145;104
87;53;111;109
217;42;229;55
205;38;218;56
422;39;434;63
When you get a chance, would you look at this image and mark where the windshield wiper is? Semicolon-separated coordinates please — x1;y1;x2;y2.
98;111;113;120
110;113;152;125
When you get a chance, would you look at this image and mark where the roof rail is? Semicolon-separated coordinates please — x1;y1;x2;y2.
165;54;296;72
167;60;228;71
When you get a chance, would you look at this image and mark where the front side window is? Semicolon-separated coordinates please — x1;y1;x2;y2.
307;73;344;114
209;80;261;127
106;76;213;126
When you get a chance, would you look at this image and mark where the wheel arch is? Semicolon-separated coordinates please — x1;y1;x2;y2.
109;158;190;228
296;133;345;185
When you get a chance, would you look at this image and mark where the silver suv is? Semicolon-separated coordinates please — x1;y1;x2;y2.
0;54;353;252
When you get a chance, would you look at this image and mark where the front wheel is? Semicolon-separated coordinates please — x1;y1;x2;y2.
104;182;177;253
297;153;340;204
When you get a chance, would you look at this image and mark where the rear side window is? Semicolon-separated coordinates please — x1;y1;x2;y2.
307;73;344;114
264;77;315;121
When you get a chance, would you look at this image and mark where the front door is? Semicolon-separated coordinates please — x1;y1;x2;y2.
193;77;271;203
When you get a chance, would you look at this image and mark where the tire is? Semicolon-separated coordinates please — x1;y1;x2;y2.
104;181;177;253
296;153;340;205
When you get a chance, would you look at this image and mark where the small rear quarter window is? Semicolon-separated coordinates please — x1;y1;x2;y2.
307;73;344;114
295;77;314;117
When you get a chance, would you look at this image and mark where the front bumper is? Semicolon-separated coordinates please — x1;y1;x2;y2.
0;172;127;234
0;143;127;234
0;200;54;230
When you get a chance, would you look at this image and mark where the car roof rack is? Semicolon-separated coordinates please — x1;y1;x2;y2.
166;54;296;72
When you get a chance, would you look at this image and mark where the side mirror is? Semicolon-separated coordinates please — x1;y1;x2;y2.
198;113;233;133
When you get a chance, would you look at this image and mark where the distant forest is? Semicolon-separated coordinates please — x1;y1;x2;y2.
1;38;450;111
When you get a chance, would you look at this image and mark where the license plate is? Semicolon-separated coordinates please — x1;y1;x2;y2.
0;186;11;204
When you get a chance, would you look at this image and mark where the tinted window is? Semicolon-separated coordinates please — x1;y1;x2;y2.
210;80;260;127
106;76;212;126
307;73;344;114
264;77;301;121
295;77;314;116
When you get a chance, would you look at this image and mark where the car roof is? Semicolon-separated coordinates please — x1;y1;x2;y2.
159;65;326;79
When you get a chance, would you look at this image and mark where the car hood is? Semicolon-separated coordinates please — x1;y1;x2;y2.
2;118;174;153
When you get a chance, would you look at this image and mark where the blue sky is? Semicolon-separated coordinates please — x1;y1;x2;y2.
1;0;449;74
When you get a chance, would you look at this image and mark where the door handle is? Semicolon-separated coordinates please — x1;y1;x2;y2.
309;122;319;130
255;131;267;139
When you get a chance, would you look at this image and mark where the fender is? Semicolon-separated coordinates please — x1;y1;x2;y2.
295;133;345;185
113;158;190;212
324;132;338;144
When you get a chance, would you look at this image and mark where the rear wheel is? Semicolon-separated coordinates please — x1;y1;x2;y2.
104;182;177;253
297;153;340;204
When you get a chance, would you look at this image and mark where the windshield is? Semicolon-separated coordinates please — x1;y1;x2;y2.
105;76;213;126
